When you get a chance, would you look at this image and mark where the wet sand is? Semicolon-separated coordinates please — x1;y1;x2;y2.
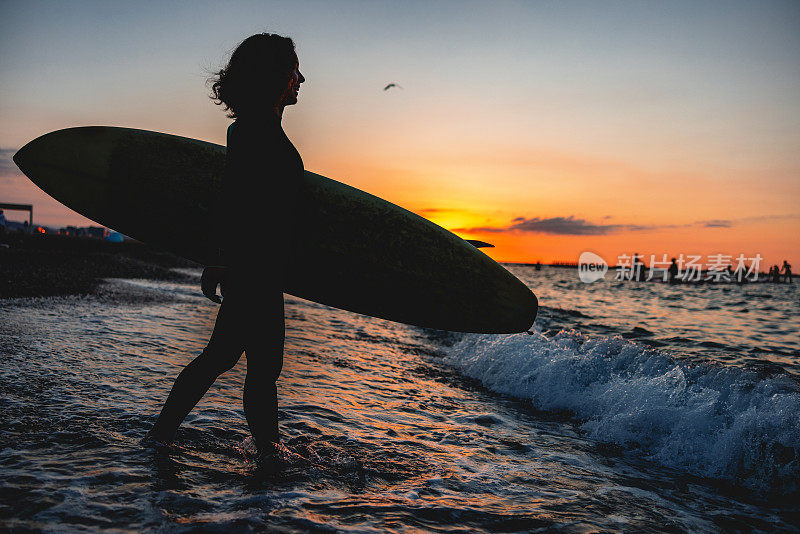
0;233;198;299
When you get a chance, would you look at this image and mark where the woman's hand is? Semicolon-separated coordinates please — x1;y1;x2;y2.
201;266;226;303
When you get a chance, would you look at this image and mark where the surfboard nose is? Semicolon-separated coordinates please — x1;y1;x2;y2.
13;138;36;174
13;131;63;186
13;127;115;189
13;129;67;176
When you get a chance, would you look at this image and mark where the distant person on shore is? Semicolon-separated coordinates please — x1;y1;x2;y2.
782;261;793;283
668;257;679;284
146;33;304;458
0;209;6;237
769;265;781;283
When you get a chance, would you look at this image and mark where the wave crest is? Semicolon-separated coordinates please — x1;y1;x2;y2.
445;330;800;492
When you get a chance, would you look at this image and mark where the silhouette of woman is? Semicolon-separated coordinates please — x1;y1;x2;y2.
146;33;305;455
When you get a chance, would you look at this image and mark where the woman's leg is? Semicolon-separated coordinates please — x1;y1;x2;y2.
242;291;285;450
148;300;245;442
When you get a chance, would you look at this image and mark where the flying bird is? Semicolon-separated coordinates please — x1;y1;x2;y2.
383;83;403;91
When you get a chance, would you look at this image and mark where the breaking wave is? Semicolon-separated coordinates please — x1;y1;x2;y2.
445;330;800;493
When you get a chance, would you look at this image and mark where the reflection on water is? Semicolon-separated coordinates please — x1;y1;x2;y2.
0;267;797;532
508;265;800;375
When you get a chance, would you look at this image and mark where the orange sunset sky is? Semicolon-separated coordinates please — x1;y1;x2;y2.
1;1;798;267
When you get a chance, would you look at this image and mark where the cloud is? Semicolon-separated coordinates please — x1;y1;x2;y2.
695;215;800;228
429;208;800;237
740;214;800;223
455;215;655;235
697;219;732;228
509;216;627;235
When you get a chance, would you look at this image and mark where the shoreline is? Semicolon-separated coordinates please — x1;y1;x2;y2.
0;234;199;299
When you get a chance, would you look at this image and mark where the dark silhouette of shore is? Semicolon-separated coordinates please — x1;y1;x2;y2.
0;233;197;299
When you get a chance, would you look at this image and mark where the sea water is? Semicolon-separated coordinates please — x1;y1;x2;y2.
1;266;798;532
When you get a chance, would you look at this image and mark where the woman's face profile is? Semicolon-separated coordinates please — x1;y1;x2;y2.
280;59;305;107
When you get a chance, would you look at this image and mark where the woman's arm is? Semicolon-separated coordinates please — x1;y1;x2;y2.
201;266;226;303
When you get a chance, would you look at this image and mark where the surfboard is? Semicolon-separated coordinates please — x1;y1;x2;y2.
13;126;537;333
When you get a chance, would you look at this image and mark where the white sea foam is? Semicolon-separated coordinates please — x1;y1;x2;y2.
445;330;800;492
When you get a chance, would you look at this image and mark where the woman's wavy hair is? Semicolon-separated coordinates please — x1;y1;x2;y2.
210;33;297;118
